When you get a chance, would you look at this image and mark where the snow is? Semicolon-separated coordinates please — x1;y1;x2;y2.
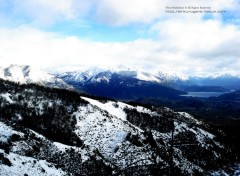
178;112;202;125
73;97;228;172
136;106;153;114
0;122;22;143
25;67;53;83
95;76;110;83
0;149;66;176
211;164;240;176
211;170;230;176
1;93;15;104
4;65;27;83
58;65;193;86
0;82;228;174
81;97;127;120
172;118;223;149
0;65;70;89
136;72;161;83
53;142;73;151
74;105;129;157
73;97;164;168
29;129;91;162
81;96;154;121
29;130;46;139
0;66;5;79
37;102;44;115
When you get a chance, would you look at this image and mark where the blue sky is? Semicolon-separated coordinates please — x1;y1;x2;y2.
0;0;239;76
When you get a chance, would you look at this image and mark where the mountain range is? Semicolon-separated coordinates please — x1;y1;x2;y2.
55;66;240;93
1;64;240;93
1;64;240;103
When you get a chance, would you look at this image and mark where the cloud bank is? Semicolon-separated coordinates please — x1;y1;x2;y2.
0;0;239;76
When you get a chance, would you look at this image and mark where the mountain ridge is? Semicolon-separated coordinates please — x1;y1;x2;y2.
0;78;238;175
0;64;72;89
2;64;240;91
56;66;240;91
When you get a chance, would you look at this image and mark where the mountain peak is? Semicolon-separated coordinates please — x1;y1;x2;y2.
3;64;31;83
0;64;72;89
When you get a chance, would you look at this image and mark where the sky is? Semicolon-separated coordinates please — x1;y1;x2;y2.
0;0;239;76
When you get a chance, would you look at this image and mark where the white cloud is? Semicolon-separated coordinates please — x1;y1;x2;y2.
0;0;239;77
149;17;240;75
152;18;240;59
0;23;239;76
3;0;237;26
94;0;164;25
10;0;92;24
94;0;237;26
0;27;158;70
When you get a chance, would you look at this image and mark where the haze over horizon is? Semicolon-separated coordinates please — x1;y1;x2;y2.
0;0;239;76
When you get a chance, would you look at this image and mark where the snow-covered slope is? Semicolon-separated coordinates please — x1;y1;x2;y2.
136;72;161;83
0;122;66;176
0;149;66;176
0;79;238;175
76;96;225;172
0;65;72;89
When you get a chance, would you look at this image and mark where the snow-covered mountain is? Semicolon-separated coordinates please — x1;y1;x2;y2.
57;66;240;92
56;66;187;100
1;64;240;100
188;74;240;90
58;66;164;85
0;79;238;175
0;65;72;89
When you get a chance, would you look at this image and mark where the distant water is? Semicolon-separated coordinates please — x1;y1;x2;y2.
181;92;227;98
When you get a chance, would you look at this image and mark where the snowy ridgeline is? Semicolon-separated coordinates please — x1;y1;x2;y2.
0;64;185;87
0;79;238;175
0;65;72;89
2;64;240;93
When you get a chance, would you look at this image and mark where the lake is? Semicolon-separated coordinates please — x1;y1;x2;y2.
181;92;227;98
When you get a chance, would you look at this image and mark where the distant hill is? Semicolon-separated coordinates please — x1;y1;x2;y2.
218;90;240;100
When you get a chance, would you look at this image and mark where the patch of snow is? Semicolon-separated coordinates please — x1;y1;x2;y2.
95;76;110;83
136;72;161;83
211;170;230;176
53;142;74;152
0;122;22;143
4;65;27;83
1;93;15;104
81;96;155;120
173;120;219;149
178;112;202;125
0;65;70;89
0;149;66;176
81;97;127;120
29;130;46;139
74;105;129;157
136;106;153;114
26;67;53;83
